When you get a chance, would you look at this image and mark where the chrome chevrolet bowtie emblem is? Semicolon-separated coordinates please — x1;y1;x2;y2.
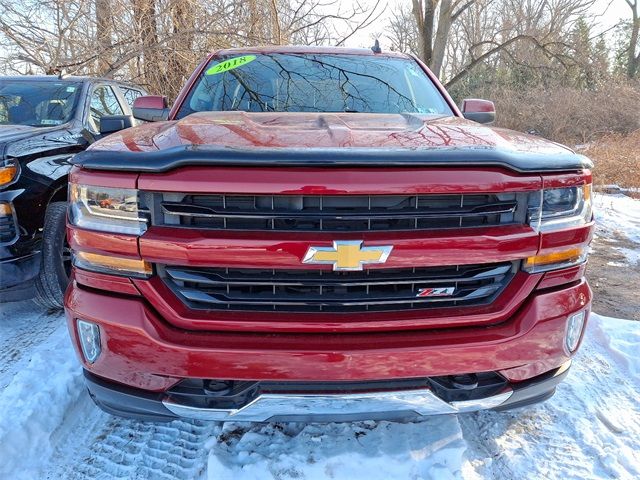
302;240;393;271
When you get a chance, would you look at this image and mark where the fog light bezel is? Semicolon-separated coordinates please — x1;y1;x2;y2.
77;319;102;364
565;310;587;353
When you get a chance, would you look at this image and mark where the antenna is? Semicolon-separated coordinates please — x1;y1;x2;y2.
371;39;382;54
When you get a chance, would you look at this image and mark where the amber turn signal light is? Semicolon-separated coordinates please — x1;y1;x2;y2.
524;247;587;273
0;165;18;186
74;251;152;277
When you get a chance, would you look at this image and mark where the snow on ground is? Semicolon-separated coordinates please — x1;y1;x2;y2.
0;192;638;480
1;306;638;480
593;192;640;246
204;312;640;480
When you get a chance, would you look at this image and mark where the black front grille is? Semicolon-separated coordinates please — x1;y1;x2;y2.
160;262;516;313
152;193;525;232
0;214;17;243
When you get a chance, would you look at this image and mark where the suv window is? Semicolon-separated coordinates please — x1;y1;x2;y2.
89;85;124;130
176;53;453;118
120;86;144;107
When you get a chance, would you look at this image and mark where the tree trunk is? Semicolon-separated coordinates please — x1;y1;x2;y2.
95;0;111;75
167;0;194;99
628;6;640;78
412;0;436;65
431;0;453;78
269;0;282;44
133;0;160;91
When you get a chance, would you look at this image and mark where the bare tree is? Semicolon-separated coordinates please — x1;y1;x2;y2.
0;0;384;99
386;3;419;55
625;0;640;77
95;0;111;75
387;0;599;87
411;0;477;77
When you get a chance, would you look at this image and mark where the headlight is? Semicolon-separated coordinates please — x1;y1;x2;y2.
69;184;147;235
0;159;19;187
529;184;592;232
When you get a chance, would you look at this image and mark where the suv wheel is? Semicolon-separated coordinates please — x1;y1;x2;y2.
34;202;71;309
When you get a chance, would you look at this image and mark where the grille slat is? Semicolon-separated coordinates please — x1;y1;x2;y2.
164;264;511;287
161;201;516;220
160;262;516;313
178;283;503;307
0;215;17;243
155;193;522;232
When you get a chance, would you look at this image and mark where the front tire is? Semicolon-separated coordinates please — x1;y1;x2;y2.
34;202;71;309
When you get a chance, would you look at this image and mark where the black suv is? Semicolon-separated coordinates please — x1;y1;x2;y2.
0;76;146;308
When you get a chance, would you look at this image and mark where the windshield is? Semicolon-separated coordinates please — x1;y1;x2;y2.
0;80;81;127
176;53;453;118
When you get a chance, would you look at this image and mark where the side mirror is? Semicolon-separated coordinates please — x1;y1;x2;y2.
99;115;134;134
132;95;170;122
461;99;496;124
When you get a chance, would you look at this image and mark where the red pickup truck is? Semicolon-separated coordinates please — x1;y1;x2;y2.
65;46;593;422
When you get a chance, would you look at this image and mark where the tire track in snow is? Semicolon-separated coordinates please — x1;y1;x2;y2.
0;302;63;389
51;417;218;480
0;301;216;480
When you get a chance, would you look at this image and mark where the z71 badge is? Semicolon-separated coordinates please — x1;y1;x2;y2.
416;287;456;298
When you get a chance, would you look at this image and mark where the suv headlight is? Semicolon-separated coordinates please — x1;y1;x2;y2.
69;184;147;235
529;184;592;232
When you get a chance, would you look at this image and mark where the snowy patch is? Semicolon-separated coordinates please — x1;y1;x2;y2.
593;193;640;245
0;323;83;480
606;261;627;267
614;247;640;266
207;418;466;480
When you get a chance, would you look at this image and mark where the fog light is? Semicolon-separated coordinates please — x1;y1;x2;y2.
566;311;586;352
77;319;101;363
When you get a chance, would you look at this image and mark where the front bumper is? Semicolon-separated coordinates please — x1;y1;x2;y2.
65;277;591;388
85;362;570;422
66;274;590;421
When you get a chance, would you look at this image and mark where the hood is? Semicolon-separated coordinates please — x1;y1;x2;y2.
79;112;592;173
0;123;83;160
93;111;575;157
0;124;43;146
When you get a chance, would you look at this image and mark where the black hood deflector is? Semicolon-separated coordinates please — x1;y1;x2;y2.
72;145;592;173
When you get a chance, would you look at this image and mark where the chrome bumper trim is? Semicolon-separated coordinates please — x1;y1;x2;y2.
162;387;513;422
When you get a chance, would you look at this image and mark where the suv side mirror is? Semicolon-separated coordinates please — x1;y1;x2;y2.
99;115;134;134
461;99;496;124
132;95;170;122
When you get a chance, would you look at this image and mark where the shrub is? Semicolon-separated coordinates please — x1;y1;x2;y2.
583;130;640;189
456;82;640;146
